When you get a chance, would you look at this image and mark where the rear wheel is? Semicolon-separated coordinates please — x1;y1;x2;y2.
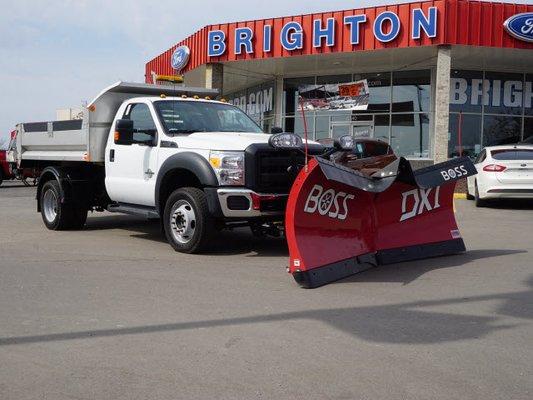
40;180;87;230
474;182;487;208
163;187;214;254
466;182;475;200
0;170;3;187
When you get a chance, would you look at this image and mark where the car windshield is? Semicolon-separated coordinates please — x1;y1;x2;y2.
154;100;263;135
491;149;533;161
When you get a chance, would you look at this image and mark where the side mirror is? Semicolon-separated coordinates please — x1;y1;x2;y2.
114;119;134;145
271;127;283;134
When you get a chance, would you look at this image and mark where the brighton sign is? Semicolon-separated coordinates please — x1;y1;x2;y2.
207;7;438;57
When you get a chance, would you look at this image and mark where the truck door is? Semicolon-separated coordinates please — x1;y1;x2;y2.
105;102;159;206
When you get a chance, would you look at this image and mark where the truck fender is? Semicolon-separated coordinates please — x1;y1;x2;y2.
36;167;67;212
36;167;91;212
155;152;218;213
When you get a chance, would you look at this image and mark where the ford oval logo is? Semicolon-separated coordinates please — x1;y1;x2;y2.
171;45;191;71
504;13;533;43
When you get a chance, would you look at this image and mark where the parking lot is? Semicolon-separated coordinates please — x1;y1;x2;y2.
0;181;532;400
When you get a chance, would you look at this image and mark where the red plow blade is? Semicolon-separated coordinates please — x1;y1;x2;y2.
286;156;477;288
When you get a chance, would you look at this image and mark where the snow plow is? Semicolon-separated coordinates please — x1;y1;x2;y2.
285;137;477;288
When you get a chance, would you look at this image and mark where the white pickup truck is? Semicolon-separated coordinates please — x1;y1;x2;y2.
11;82;322;253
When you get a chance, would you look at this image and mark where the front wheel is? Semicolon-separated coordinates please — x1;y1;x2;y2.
40;180;87;230
163;187;214;254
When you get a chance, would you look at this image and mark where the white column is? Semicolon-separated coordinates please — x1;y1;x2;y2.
433;46;451;164
205;63;224;94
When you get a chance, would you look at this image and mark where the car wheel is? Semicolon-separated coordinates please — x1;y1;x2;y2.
163;187;214;254
40;180;87;230
474;182;487;208
0;170;3;187
466;183;475;200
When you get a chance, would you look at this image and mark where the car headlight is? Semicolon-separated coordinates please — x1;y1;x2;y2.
209;151;245;186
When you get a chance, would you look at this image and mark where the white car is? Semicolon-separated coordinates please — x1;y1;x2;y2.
467;144;533;207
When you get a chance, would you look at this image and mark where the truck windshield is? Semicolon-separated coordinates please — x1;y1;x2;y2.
154;100;263;135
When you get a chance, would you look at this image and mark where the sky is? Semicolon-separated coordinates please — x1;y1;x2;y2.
0;0;529;146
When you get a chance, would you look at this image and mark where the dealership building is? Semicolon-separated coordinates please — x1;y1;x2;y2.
145;0;533;165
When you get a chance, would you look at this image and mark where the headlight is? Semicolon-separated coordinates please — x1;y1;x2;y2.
337;135;355;150
269;132;303;149
209;151;245;186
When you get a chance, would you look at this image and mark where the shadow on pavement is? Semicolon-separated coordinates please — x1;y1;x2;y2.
482;199;533;210
84;214;288;257
337;249;527;286
1;275;531;347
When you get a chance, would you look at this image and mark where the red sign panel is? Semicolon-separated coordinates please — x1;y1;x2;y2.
146;0;533;83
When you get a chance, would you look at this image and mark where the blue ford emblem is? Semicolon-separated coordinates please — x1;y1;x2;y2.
504;13;533;43
171;45;191;71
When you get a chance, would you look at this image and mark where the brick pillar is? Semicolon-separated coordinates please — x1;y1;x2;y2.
433;45;451;164
205;63;223;95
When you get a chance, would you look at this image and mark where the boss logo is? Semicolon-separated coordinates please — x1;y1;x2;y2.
400;187;441;222
304;184;355;220
440;165;468;181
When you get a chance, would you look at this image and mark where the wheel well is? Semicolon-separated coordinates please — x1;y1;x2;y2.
158;169;202;212
36;171;59;211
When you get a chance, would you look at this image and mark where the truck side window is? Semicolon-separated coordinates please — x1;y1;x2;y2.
124;103;157;144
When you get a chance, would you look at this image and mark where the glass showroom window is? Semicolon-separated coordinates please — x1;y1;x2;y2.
388;70;431;158
448;70;532;158
524;118;533;141
448;113;482;158
483;115;522;146
526;74;533;117
390;114;430;158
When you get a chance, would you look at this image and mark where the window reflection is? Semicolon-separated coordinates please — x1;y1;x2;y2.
524;118;533;141
392;70;431;113
483;116;521;147
525;74;533;117
450;70;483;113
390;114;430;158
448;113;482;159
483;72;524;116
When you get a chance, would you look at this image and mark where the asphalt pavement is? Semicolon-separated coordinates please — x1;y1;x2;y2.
0;181;532;400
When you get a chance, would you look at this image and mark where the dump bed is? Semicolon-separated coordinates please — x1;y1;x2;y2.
15;82;218;164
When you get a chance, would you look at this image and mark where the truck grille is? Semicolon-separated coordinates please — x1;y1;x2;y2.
245;144;305;193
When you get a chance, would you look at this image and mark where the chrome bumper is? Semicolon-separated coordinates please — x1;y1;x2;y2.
217;188;287;218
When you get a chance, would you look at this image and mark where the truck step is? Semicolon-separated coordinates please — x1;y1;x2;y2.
107;203;160;219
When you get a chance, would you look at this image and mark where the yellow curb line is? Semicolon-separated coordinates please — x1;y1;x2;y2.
453;193;467;200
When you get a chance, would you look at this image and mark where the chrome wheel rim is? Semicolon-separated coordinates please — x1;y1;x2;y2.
170;201;196;244
43;189;58;223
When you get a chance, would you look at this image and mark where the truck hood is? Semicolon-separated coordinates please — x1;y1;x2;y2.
178;132;271;151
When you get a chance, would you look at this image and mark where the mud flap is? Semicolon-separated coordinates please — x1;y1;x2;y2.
286;156;476;288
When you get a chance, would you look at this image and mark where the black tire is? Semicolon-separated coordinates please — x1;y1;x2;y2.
163;187;214;254
0;170;3;187
40;180;87;230
474;182;487;208
466;185;475;200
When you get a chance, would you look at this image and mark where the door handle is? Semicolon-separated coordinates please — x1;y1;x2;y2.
109;149;115;162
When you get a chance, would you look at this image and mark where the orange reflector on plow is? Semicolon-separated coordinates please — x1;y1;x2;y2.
285;156;477;288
